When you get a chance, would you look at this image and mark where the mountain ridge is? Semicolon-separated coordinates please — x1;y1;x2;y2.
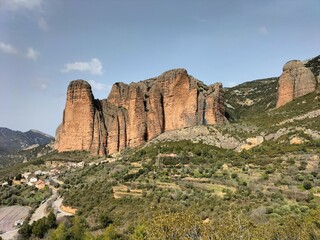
0;127;53;154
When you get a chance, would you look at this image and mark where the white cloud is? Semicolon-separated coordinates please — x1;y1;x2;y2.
0;42;18;54
33;79;49;90
258;27;269;36
88;80;108;91
38;17;48;31
36;81;47;90
62;58;103;76
0;42;40;61
26;47;39;61
1;0;43;11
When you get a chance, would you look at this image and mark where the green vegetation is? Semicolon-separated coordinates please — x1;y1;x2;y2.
0;144;53;168
53;138;320;239
18;212;56;239
0;150;96;181
223;77;320;141
0;184;51;207
224;77;278;122
2;60;319;239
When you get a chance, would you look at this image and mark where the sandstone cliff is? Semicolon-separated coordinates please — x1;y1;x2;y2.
55;69;226;155
276;60;317;108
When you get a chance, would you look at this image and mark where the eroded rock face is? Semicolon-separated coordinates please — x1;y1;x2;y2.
276;60;317;108
55;69;226;155
55;80;95;152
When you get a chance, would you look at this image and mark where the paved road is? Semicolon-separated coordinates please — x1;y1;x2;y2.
30;188;73;224
29;189;58;224
52;196;73;219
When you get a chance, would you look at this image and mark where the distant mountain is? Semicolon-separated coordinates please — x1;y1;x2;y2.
0;128;54;154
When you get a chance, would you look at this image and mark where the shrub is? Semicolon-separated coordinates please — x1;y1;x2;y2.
231;173;238;179
295;174;304;182
99;212;113;228
303;181;312;190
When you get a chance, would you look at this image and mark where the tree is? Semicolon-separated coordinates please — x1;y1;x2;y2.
303;180;312;190
70;215;85;240
131;224;147;240
103;224;119;240
47;211;57;229
49;222;68;240
144;211;203;240
32;218;49;238
18;222;32;239
99;212;113;228
15;173;22;181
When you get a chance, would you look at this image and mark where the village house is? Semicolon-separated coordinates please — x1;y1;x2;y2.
22;172;31;179
49;169;60;176
12;180;21;185
20;178;27;184
35;180;46;190
28;177;38;186
35;170;42;175
1;181;8;187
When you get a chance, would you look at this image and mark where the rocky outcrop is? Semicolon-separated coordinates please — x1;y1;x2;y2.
55;81;107;155
235;136;264;152
148;125;240;150
55;69;226;155
276;60;317;108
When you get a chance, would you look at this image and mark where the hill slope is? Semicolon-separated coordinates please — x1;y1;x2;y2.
0;55;319;239
0;128;53;154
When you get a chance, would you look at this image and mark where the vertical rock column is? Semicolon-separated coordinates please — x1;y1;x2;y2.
205;83;225;124
56;80;96;152
159;69;198;131
127;84;148;147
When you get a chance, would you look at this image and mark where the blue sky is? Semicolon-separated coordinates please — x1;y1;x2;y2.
0;0;319;136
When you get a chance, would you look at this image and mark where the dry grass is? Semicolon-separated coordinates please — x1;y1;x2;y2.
112;185;142;199
192;182;236;197
182;177;211;183
156;181;181;190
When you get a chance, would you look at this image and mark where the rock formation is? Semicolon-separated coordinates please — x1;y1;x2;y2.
55;69;226;155
276;60;317;108
54;80;107;155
